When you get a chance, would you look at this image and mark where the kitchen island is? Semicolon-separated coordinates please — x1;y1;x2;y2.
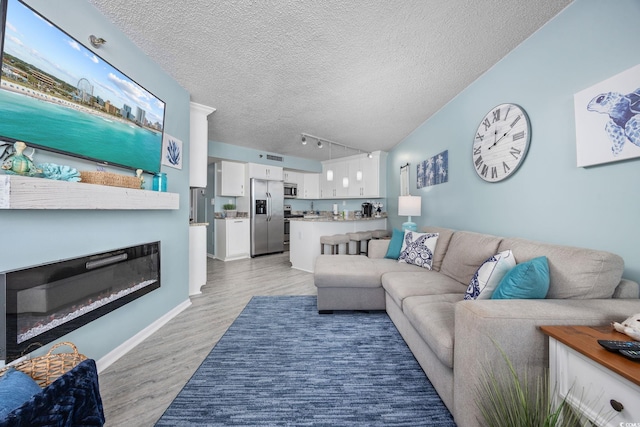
289;216;387;273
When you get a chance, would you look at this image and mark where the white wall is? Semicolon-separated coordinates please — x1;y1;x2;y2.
386;0;640;283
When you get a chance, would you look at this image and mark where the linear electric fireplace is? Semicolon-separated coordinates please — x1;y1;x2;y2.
1;242;160;363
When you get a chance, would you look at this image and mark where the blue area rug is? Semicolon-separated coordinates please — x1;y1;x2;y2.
156;296;456;426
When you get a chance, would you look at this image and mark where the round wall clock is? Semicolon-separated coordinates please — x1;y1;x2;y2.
472;103;531;182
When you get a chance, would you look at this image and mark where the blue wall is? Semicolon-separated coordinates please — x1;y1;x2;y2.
209;140;322;173
386;0;640;283
1;0;191;361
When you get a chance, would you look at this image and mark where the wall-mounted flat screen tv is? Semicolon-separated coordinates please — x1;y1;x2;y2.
0;0;165;173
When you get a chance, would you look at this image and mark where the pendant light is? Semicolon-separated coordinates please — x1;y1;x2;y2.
326;142;333;181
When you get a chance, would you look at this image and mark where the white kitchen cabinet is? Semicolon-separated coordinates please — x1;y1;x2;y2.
217;161;245;196
361;152;386;197
189;224;207;296
320;151;387;199
283;170;301;184
320;160;348;198
189;102;216;188
247;163;283;181
215;218;250;261
347;157;364;197
301;173;319;199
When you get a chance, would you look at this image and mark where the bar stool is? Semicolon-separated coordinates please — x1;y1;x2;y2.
371;229;391;239
320;234;350;255
347;231;372;255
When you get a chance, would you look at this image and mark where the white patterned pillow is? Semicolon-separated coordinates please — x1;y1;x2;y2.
398;231;439;270
464;249;515;300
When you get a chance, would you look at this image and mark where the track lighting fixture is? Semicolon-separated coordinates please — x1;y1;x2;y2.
300;132;367;156
367;152;373;158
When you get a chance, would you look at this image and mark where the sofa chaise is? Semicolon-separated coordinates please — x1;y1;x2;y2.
314;226;640;427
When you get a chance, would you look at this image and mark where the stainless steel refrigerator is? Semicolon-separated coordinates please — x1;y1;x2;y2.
250;178;284;256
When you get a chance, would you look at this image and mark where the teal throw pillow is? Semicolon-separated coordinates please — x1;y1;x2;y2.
0;368;42;418
492;256;550;300
384;228;405;259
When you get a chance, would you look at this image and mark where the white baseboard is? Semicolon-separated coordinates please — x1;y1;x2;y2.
96;299;192;373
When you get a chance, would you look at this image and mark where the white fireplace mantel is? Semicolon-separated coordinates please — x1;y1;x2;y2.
0;175;179;210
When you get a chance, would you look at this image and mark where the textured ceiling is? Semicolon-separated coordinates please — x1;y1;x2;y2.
87;0;571;162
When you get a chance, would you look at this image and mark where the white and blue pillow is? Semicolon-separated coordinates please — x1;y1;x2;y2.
398;231;439;270
464;250;515;300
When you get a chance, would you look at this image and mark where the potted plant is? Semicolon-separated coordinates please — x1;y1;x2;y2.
476;344;609;427
223;203;237;218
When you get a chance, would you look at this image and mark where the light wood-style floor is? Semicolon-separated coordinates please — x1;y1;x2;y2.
98;252;316;426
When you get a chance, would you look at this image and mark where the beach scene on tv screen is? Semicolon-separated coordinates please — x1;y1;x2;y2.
0;0;165;173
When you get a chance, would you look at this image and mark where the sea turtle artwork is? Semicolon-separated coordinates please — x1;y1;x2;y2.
587;88;640;156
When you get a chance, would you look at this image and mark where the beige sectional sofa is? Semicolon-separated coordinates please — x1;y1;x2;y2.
313;226;640;427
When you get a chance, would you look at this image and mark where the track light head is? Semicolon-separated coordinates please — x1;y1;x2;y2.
367;152;373;158
301;135;307;145
317;140;323;148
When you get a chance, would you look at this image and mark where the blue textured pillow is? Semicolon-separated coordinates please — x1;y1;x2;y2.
384;228;405;259
0;368;42;418
492;256;550;300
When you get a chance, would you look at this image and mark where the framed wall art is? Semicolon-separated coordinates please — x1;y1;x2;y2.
574;63;640;167
162;133;183;169
417;150;448;189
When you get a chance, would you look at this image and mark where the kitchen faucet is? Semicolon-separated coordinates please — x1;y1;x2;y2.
310;201;314;212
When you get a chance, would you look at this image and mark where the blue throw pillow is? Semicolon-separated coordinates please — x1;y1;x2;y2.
492;256;550;300
384;228;405;259
0;368;42;418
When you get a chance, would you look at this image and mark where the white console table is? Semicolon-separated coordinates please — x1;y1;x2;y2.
541;325;640;427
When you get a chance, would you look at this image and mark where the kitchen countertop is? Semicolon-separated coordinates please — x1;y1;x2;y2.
289;215;387;222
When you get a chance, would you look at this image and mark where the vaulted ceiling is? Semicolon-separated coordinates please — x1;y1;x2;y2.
88;0;572;161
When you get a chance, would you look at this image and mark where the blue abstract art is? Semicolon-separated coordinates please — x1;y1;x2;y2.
161;133;183;169
417;150;448;189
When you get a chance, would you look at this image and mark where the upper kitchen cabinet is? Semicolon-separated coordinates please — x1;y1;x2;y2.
247;163;283;181
189;102;216;188
320;160;348;199
319;151;387;199
301;173;319;199
283;170;301;185
350;151;387;198
217;160;245;196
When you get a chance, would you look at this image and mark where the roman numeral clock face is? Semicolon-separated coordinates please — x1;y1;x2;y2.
472;103;531;182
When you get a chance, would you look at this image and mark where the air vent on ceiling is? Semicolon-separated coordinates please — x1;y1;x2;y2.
266;154;283;162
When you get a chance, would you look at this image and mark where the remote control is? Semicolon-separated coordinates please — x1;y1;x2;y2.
597;340;640;352
619;350;640;361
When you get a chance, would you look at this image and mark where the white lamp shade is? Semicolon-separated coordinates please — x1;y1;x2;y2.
398;195;421;217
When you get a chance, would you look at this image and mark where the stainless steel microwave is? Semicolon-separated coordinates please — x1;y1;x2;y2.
284;182;297;198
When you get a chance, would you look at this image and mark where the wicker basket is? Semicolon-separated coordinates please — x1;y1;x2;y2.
0;342;87;387
80;171;141;189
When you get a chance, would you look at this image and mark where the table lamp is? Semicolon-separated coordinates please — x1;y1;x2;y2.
398;195;421;231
